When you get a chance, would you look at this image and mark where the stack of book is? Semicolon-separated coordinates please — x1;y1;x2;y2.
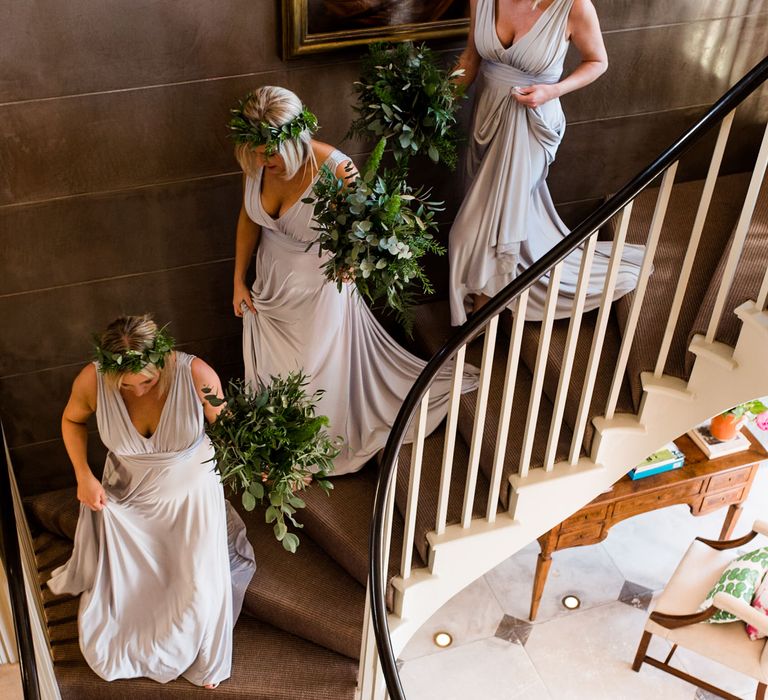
687;422;751;458
629;441;685;480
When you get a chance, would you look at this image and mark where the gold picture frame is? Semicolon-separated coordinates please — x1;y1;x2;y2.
282;0;470;59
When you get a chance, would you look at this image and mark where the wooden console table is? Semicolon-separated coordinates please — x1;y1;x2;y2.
529;431;768;621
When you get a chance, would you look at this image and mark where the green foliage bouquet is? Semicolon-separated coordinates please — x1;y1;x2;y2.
347;41;465;169
304;138;445;333
204;372;340;553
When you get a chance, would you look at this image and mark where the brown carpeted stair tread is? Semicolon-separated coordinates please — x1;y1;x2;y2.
688;173;768;357
28;488;367;660
301;462;424;594
459;339;573;505
410;300;573;505
233;501;365;659
53;616;358;700
396;424;492;563
518;309;633;454
608;172;751;406
25;487;80;541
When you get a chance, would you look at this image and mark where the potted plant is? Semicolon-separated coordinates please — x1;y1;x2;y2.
709;399;768;441
203;372;340;552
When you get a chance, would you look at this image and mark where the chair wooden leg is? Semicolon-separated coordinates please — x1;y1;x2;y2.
757;682;766;700
632;630;652;671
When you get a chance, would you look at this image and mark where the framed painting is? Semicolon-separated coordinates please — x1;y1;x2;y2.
282;0;470;58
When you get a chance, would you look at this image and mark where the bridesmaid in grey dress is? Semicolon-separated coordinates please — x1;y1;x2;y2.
449;0;644;325
232;87;478;476
49;315;256;688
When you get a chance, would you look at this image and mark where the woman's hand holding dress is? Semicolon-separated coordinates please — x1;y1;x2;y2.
77;471;107;511
233;280;256;317
511;83;560;108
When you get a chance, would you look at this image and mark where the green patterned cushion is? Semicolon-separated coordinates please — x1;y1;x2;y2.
700;547;768;623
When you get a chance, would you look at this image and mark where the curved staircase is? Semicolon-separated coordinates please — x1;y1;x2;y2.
6;56;768;700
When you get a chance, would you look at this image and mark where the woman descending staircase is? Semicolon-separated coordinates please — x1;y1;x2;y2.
8;57;768;699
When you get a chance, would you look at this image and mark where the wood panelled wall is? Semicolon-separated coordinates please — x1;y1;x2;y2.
2;0;767;496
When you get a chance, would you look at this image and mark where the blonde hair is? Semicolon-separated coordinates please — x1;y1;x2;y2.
234;86;315;180
98;314;175;394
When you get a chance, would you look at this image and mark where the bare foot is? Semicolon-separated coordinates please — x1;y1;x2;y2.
204;682;219;689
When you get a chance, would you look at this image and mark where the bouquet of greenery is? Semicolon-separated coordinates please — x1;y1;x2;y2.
203;372;340;553
347;41;465;169
304;138;445;333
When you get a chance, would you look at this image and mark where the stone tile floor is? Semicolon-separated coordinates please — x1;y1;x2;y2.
400;428;768;700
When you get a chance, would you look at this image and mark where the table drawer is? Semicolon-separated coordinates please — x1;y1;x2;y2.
561;504;609;532
614;481;702;518
708;467;752;493
701;487;746;513
557;522;604;549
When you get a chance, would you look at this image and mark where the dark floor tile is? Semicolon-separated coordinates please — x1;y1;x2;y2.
618;580;654;611
494;614;533;647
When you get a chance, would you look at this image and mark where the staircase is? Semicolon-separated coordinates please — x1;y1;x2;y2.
6;57;768;699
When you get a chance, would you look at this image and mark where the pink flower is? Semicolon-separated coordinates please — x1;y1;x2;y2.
756;411;768;431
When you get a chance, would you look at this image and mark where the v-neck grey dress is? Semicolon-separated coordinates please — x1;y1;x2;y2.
242;149;479;476
448;0;644;325
48;352;256;687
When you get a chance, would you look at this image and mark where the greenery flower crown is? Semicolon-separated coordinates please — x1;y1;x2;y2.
228;97;319;156
93;328;175;374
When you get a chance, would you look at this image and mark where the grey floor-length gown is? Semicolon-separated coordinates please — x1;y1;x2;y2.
242;149;478;476
48;352;256;687
448;0;644;325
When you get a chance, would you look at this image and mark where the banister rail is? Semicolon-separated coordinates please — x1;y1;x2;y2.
1;422;41;699
369;54;768;700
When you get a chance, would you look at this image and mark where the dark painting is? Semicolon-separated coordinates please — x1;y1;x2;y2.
283;0;470;58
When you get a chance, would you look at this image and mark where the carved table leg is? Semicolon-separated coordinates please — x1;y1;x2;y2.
720;503;743;540
529;550;553;621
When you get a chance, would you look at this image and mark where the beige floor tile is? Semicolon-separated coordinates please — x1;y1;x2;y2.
400;574;505;662
400;637;552;700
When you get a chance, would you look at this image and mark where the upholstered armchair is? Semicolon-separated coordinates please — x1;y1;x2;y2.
633;520;768;700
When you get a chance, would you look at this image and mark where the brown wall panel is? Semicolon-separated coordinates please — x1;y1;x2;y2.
593;0;768;32
0;63;361;206
0;262;241;376
0;175;242;295
0;0;299;103
562;13;768;123
0;333;243;448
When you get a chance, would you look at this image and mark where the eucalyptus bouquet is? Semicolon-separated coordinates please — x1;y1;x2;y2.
347;41;465;169
203;372;339;553
304;138;445;333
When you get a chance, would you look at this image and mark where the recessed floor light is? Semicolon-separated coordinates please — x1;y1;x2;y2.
562;594;581;610
433;631;453;648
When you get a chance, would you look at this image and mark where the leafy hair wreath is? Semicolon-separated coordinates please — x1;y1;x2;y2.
228;96;319;156
93;327;175;374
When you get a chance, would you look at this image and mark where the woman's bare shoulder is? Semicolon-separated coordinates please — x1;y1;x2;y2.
311;140;337;162
69;363;98;411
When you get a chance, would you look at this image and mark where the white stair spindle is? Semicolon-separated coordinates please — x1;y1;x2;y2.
569;201;634;464
400;391;430;580
544;234;597;469
435;344;466;536
606;162;678;419
519;263;562;477
486;290;528;522
379;462;398;584
655;112;734;376
706;119;768;342
461;315;498;528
